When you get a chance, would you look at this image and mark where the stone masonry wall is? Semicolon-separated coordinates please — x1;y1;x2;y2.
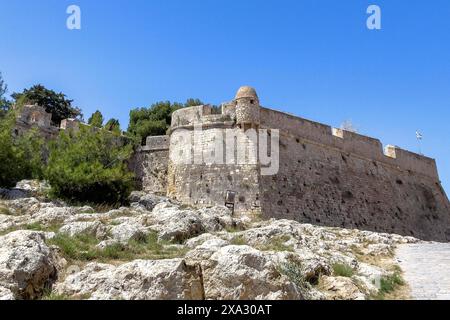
130;136;169;195
132;89;450;242
259;108;450;242
167;127;260;212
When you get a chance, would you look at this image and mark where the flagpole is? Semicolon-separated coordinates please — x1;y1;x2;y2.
416;131;423;155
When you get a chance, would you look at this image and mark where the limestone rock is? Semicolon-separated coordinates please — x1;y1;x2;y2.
201;245;302;300
196;206;244;232
59;221;108;239
30;206;78;226
0;231;58;300
0;286;15;300
150;203;205;243
1;197;41;216
129;191;170;211
15;180;50;195
55;259;203;300
185;233;228;249
320;276;365;300
110;222;148;243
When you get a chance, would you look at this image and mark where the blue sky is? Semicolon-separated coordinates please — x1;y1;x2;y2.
0;0;449;193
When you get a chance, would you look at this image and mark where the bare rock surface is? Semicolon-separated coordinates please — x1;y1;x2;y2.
0;180;428;300
55;259;204;300
59;221;108;239
200;245;301;300
0;230;58;300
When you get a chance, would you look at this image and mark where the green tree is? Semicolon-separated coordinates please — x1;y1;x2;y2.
0;72;11;118
45;126;135;204
12;84;82;125
0;111;45;188
104;118;121;134
88;110;104;128
127;99;203;144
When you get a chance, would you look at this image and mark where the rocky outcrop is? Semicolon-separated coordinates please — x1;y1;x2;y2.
0;181;421;301
59;221;108;239
55;259;203;300
199;245;301;300
0;231;59;300
320;276;365;300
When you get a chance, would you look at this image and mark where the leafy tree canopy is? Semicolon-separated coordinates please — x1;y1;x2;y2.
0;72;11;118
0;111;45;188
127;99;203;144
46;126;135;204
104;118;121;134
88;110;104;128
12;84;82;125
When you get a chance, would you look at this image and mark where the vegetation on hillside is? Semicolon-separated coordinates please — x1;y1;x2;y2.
87;110;104;128
127;98;203;144
0;110;45;188
45;125;135;204
12;84;82;125
0;72;11;118
104;118;121;134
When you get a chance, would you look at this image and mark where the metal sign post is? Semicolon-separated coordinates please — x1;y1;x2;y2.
225;190;237;215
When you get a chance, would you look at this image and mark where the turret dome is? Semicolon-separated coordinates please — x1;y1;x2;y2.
235;86;259;101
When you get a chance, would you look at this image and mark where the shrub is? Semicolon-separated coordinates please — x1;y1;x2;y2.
332;263;354;277
49;231;186;263
0;111;45;188
369;269;405;300
127;99;203;144
379;271;404;294
230;235;247;246
278;260;315;299
88;110;104;128
45;126;135;204
258;235;294;252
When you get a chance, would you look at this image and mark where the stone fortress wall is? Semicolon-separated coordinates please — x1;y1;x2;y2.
14;94;450;241
258;107;450;241
138;87;450;242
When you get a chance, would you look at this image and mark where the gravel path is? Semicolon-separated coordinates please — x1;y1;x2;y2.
396;243;450;300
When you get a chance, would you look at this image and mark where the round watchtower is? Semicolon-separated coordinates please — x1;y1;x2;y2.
235;86;260;129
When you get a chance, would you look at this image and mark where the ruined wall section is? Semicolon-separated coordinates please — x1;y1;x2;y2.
14;105;59;139
259;107;450;241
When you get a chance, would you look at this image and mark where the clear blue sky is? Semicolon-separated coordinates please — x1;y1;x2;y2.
1;0;449;193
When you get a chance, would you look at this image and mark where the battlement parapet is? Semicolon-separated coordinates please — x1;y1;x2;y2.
259;107;439;180
170;104;234;130
142;135;170;151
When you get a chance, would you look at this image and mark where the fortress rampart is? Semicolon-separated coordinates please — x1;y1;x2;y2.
15;93;450;241
137;86;450;241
